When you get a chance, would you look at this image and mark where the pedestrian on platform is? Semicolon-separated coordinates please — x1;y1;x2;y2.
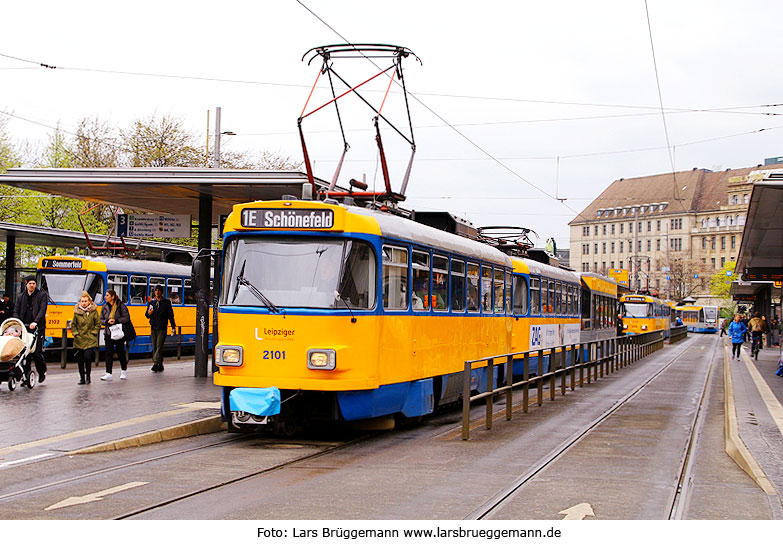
719;317;727;337
616;314;624;337
146;285;176;373
13;275;48;383
741;314;749;342
100;289;131;381
728;314;747;360
749;313;764;355
771;315;780;347
0;293;11;321
71;291;100;385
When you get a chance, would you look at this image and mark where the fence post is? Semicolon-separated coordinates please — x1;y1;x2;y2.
570;344;576;391
537;350;544;406
579;345;585;387
549;349;556;401
560;347;567;396
506;355;513;421
599;340;605;378
523;352;530;413
485;359;494;430
461;360;471;441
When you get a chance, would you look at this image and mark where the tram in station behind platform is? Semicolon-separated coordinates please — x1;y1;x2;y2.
675;304;719;333
618;293;673;337
209;198;622;434
37;256;212;353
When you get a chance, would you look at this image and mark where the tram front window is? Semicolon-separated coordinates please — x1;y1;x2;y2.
38;272;104;304
221;237;376;309
623;303;650;318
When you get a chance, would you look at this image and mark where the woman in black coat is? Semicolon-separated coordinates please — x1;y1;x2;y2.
99;289;131;381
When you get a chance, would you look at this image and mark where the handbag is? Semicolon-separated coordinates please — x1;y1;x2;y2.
122;320;137;343
109;323;124;341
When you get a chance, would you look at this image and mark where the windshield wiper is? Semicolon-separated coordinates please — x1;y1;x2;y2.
232;261;280;313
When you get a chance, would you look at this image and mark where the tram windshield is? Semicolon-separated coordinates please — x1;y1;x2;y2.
703;307;718;321
37;272;104;304
221;237;376;309
623;303;651;318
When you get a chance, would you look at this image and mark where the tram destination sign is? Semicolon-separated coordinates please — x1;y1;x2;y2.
116;214;191;238
40;258;83;270
241;208;334;229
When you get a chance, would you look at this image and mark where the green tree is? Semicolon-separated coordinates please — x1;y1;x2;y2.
710;260;737;317
122;113;202;167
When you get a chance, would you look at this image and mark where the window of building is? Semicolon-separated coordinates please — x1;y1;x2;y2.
619;241;624;253
583;226;589;236
743;194;749;204
611;224;615;235
610;261;615;269
702;237;706;250
711;236;716;250
594;243;598;254
721;257;726;268
601;262;606;273
647;240;651;251
731;235;736;249
602;242;606;254
656;239;661;251
594;262;598;272
638;221;642;231
711;257;716;269
620;224;624;234
638;240;642;252
738;215;745;225
582;263;589;272
647;221;651;231
611;242;615;253
629;222;633;233
721;236;726;250
594;225;599;235
656;220;661;231
726;215;732;226
603;224;607;235
619;261;624;269
717;217;723;227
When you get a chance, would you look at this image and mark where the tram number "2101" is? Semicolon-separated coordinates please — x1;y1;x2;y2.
262;350;286;360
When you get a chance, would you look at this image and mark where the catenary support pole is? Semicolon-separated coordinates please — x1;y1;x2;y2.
194;191;212;378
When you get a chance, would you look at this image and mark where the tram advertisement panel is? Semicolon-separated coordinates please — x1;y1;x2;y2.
530;324;580;350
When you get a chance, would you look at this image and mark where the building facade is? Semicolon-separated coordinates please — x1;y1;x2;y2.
569;165;783;301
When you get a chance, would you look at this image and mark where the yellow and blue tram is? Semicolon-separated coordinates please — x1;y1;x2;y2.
675;304;719;333
213;199;620;432
37;256;210;353
619;293;671;337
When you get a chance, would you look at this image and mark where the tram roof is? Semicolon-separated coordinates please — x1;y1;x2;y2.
350;205;511;266
0;168;330;223
38;255;192;276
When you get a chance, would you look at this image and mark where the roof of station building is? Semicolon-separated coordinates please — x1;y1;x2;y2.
569;164;783;225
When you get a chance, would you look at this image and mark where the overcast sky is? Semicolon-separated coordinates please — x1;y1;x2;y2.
3;0;782;247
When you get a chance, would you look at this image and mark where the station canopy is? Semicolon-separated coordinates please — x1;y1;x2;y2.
735;178;783;283
0;168;329;223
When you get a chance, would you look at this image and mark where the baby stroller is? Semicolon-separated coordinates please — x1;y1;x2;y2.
0;318;38;391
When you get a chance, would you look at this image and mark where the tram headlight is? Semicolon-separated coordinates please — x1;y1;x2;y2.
307;349;336;370
218;346;243;366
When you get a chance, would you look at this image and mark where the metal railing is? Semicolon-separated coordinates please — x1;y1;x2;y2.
461;330;668;440
45;325;197;368
668;325;688;344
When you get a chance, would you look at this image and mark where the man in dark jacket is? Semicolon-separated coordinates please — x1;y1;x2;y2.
146;285;176;372
13;275;48;382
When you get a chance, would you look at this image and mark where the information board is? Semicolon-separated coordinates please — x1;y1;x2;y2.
117;214;191;238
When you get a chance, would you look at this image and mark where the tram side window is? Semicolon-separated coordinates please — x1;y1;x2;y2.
505;271;512;313
336;241;376;309
149;277;165;300
481;266;493;312
581;287;590;328
86;273;105;304
530;277;540;315
129;276;148;305
566;286;572;316
412;250;430;311
548;281;556;316
432;255;449;311
494;269;504;313
512;275;528;316
467;263;480;312
184;279;196;305
382;246;409;310
167;278;183;305
107;274;128;303
560;283;567;315
451;259;466;312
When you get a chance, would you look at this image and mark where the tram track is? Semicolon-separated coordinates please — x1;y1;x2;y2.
113;432;373;519
464;335;712;520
